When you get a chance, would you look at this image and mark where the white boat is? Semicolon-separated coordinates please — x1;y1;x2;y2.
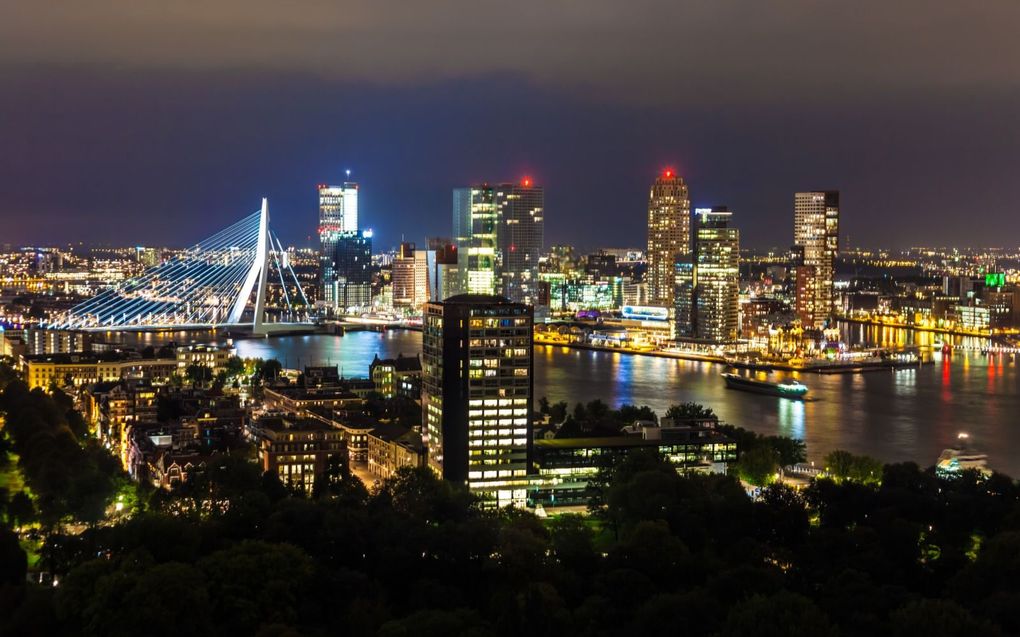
936;433;991;477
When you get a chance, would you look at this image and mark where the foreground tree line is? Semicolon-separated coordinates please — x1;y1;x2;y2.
1;366;1019;635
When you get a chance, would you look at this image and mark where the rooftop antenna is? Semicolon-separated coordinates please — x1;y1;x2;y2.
345;169;352;179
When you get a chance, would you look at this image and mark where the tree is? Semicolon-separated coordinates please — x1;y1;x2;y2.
0;526;27;586
185;364;213;386
732;446;780;486
225;355;245;378
891;599;999;637
198;541;314;635
261;359;283;382
824;450;883;484
665;402;715;422
720;591;836;637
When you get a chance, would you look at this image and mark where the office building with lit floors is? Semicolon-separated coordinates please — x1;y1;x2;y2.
422;294;533;507
496;179;544;305
453;186;499;295
675;208;740;343
646;169;691;306
793;191;839;327
318;182;359;309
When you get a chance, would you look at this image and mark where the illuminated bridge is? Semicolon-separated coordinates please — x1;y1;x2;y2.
52;199;313;335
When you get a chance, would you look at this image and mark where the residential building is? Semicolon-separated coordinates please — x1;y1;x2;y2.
252;416;347;494
369;353;423;400
646;169;691;306
366;422;427;479
22;351;176;390
793;191;839;326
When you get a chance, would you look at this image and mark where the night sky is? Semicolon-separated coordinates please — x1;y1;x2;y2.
2;2;1018;250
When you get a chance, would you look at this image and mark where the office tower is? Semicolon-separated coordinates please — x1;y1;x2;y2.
426;239;460;302
318;182;360;307
793;191;839;327
674;207;740;342
496;179;544;305
422;294;533;507
453;187;498;295
392;242;429;311
453;181;545;304
646;169;691;306
331;230;373;310
693;207;740;342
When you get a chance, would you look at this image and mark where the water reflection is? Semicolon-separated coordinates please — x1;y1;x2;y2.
233;327;1020;477
778;399;805;440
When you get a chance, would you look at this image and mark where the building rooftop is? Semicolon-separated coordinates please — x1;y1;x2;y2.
258;416;336;433
370;352;422;373
441;293;514;305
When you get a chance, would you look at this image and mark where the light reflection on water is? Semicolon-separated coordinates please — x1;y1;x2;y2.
213;326;1020;475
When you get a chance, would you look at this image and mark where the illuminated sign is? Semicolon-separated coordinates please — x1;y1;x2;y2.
985;273;1006;288
621;305;670;321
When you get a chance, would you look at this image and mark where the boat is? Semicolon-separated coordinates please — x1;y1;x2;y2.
721;373;809;399
936;433;991;477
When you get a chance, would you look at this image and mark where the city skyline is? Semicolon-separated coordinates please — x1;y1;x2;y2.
3;4;1020;250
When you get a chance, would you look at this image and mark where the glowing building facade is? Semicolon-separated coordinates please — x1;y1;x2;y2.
453;187;498;295
646;170;691;306
318;182;362;308
422;294;533;507
453;182;544;304
793;191;839;327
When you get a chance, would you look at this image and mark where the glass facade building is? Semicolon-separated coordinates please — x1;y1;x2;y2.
318;182;361;308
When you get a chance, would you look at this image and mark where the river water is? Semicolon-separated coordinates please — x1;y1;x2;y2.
224;324;1020;476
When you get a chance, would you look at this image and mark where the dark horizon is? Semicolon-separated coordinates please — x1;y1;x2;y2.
2;3;1019;251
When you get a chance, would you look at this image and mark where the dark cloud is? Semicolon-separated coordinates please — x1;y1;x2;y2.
0;2;1018;249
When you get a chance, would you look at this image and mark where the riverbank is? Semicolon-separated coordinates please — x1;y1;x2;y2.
534;335;930;374
838;315;1003;340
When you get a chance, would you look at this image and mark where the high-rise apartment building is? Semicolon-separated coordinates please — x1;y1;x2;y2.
318;182;361;309
647;170;691;306
422;294;533;507
497;180;544;305
793;191;839;327
453;181;544;304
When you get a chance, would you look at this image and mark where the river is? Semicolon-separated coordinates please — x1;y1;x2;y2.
224;324;1020;476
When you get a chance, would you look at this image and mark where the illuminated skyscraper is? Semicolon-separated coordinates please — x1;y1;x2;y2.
694;208;740;342
453;181;545;304
496;179;544;305
646;170;691;306
318;182;360;308
454;186;498;295
330;230;373;310
793;191;839;327
422;294;533;507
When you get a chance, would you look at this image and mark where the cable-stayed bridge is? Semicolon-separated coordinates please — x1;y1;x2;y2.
51;199;314;335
